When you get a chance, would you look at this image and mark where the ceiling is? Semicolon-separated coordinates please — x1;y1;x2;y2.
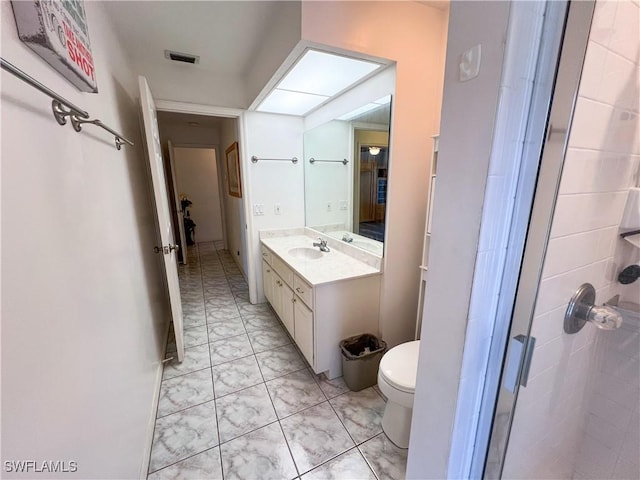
103;1;283;77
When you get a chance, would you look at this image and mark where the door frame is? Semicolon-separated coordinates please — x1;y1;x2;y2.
167;140;188;264
481;2;596;477
155;100;253;300
170;144;228;253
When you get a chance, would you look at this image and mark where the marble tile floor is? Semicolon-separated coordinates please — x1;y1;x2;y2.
148;242;407;480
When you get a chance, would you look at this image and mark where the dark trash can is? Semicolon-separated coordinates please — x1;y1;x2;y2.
340;334;387;391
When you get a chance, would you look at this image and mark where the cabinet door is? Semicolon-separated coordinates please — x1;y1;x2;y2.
262;260;274;305
276;278;295;337
294;299;314;366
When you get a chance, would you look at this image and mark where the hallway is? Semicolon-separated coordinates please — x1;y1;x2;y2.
147;242;407;479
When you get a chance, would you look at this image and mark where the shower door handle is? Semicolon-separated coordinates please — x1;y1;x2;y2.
503;334;536;393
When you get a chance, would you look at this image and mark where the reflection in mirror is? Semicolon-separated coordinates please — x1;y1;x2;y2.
304;97;391;256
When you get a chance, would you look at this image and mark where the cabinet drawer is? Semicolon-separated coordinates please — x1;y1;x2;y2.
272;254;294;287
293;275;313;309
261;246;273;265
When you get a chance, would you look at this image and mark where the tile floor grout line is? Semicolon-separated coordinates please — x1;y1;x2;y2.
200;244;226;480
156;397;217;421
192;245;224;478
356;434;384;480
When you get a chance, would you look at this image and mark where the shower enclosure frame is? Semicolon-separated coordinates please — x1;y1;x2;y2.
481;1;596;477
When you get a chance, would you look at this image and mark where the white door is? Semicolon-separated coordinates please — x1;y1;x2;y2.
139;76;185;362
168;140;188;264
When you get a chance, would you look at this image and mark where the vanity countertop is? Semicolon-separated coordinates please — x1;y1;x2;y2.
261;235;381;286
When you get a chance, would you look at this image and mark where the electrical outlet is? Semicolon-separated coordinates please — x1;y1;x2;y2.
326;202;332;212
274;204;281;215
253;204;264;216
339;201;348;211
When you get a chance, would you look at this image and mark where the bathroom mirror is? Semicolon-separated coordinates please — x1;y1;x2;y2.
303;96;392;256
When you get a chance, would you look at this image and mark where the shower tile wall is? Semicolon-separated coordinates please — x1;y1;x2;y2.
502;1;640;478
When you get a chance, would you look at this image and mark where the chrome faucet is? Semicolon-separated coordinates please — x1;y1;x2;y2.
313;237;330;252
342;233;353;243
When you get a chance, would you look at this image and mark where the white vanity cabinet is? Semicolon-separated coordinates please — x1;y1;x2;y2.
262;259;295;337
260;243;381;378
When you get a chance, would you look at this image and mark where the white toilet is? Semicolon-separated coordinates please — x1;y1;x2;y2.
377;340;420;448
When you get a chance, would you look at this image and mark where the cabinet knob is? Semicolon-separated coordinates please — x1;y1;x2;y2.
292;298;297;303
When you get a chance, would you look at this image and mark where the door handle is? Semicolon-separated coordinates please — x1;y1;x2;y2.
154;244;179;255
503;334;536;393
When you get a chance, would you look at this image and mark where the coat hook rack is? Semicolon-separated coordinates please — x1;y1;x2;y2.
251;156;298;164
309;157;349;165
1;57;134;150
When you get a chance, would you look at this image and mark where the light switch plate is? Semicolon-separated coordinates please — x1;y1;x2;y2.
339;201;348;211
460;44;481;82
274;204;281;215
326;202;332;212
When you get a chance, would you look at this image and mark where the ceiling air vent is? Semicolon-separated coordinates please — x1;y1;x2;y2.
164;50;199;64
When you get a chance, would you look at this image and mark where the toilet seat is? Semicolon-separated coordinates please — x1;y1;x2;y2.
378;340;420;393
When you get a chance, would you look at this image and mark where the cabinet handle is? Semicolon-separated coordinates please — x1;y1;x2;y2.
296;287;304;294
267;269;271;273
262;252;268;256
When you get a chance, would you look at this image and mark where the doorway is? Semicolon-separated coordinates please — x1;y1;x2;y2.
353;129;390;242
156;110;248;278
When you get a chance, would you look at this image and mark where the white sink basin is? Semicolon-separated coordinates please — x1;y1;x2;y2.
288;247;323;260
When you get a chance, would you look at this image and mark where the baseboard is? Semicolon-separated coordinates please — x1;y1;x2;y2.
139;323;170;479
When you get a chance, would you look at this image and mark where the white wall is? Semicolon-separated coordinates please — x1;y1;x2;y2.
304;121;352;229
406;2;512;477
302;1;448;348
246;2;302;107
219;118;247;275
173;147;224;243
503;1;640;478
158;121;220;147
243;112;305;301
1;2;168;478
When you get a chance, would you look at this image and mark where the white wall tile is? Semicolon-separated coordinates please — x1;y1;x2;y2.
560;149;639;195
578;41;608;102
613;456;640;480
589;392;634;431
574;435;619;480
543;227;617;277
608;0;640;63
594;371;640;410
536;259;610;314
589;0;619;48
568;98;615;150
602;50;639;111
550;191;628;238
584;412;626;450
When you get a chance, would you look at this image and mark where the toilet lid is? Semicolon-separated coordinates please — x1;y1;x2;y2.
379;340;420;393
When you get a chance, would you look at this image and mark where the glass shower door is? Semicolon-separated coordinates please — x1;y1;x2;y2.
483;0;640;477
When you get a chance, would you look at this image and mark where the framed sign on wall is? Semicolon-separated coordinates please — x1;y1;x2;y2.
11;0;98;92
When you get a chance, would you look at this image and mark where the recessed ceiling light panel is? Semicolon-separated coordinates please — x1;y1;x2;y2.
256;49;384;116
278;50;381;97
257;89;329;116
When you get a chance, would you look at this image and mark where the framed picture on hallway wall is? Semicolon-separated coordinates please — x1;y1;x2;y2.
226;142;242;198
